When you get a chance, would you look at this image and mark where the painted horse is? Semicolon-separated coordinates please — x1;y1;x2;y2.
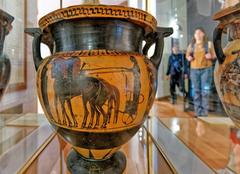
51;57;120;128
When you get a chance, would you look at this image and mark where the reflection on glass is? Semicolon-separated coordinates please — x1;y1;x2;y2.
195;120;206;137
149;117;240;173
18;127;175;174
0;114;53;174
171;118;180;134
0;9;14;100
229;128;240;173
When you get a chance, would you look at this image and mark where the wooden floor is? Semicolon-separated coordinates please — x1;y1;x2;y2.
159;117;232;170
150;97;225;118
149;98;194;118
148;99;239;174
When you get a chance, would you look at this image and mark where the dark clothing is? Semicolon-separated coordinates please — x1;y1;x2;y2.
166;53;187;76
166;53;187;101
170;73;184;101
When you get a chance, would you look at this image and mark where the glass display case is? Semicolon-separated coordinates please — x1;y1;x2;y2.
0;114;239;173
146;116;240;174
0;114;175;174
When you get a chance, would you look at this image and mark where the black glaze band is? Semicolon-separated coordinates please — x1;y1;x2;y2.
51;18;144;53
53;124;141;149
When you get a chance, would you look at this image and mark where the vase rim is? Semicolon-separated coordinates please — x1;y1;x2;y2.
38;4;157;34
0;9;14;24
213;2;240;23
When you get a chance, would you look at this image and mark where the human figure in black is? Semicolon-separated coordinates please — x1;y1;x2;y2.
166;46;187;104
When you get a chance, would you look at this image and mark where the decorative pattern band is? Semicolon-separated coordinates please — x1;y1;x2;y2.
39;5;157;33
50;50;143;57
213;3;240;24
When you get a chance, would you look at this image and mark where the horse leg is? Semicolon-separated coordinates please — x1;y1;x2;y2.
113;98;119;124
61;100;73;127
93;106;102;128
97;106;108;128
107;98;113;124
60;100;67;126
54;95;61;124
61;105;67;126
66;99;78;127
81;96;89;128
113;91;120;124
88;103;95;128
113;104;118;124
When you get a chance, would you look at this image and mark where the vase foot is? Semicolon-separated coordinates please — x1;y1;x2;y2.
67;149;126;174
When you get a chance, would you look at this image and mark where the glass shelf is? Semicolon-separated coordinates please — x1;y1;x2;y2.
0;114;54;174
0;114;239;174
0;114;174;174
145;116;240;174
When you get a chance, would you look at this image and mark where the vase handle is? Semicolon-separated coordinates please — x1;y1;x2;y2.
25;28;54;71
213;24;226;64
143;27;173;69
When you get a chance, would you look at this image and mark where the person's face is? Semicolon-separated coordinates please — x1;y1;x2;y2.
194;29;205;42
172;47;179;54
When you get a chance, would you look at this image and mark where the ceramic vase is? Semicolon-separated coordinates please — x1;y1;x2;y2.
0;10;14;100
26;4;172;173
213;3;240;128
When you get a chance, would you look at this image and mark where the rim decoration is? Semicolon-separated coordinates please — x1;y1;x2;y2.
39;5;157;33
213;2;240;24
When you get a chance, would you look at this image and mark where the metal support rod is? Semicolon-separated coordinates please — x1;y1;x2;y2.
146;0;148;11
146;119;151;174
60;0;63;8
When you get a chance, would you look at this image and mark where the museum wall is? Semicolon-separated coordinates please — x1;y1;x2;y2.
187;0;221;43
0;0;38;113
155;0;188;98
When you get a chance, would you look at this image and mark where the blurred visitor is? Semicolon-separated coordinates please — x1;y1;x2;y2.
166;46;187;104
186;27;216;117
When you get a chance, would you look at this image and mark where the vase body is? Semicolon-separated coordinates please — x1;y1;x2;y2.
0;56;10;100
0;10;14;100
213;4;240;127
26;4;173;165
38;50;156;159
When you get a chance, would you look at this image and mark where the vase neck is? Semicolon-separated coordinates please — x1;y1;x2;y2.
50;19;145;53
0;25;6;56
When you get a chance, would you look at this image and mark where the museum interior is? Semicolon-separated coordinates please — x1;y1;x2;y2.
0;0;240;173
